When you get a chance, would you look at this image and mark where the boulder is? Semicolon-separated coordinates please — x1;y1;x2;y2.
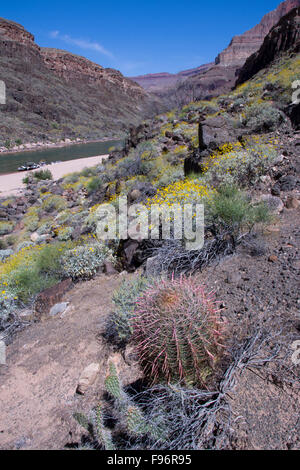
145;255;159;277
256;194;284;214
76;363;100;395
104;261;118;275
49;302;69;317
129;189;141;202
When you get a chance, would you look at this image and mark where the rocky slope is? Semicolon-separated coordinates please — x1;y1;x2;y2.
0;18;162;146
216;0;300;66
236;7;300;85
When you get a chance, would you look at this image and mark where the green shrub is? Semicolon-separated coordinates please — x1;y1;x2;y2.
42;195;67;213
0;285;18;322
80;167;97;178
86;176;102;194
9;265;58;303
33;169;53;181
132;276;226;386
242;103;283;132
208;185;271;233
24;214;39;232
57;226;73;241
0;221;14;236
105;276;149;347
62;243;114;280
1;242;70;304
63;173;79;185
35;244;65;277
203;141;277;187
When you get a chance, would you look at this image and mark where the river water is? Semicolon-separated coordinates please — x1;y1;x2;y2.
0;140;123;175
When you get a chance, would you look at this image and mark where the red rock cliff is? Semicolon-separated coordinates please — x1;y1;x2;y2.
215;0;300;66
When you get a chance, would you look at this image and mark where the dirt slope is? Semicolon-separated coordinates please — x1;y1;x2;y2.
0;274;139;450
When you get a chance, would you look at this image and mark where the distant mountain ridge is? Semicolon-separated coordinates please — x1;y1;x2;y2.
130;0;300;100
130;63;214;92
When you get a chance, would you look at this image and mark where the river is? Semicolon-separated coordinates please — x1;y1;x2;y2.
0;140;123;175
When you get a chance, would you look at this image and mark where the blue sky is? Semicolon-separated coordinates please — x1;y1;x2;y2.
1;0;282;75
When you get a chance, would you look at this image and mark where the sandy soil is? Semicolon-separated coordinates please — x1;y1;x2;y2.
0;273;140;450
0;154;108;198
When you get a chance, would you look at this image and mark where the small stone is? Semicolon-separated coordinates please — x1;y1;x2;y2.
285;197;299;209
104;261;118;275
76;363;100;395
268;255;278;263
124;345;139;365
18;309;35;321
30;232;40;242
271;184;281;197
49;302;69;317
225;271;242;284
130;189;141;202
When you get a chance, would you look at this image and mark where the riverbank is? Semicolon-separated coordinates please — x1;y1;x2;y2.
0;154;108;198
0;137;120;155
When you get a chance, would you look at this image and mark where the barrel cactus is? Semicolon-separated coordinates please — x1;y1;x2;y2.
132;276;226;387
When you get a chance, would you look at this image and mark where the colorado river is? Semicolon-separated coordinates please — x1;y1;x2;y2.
0;139;122;175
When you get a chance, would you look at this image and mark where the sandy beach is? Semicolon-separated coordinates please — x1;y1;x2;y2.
0;154;108;198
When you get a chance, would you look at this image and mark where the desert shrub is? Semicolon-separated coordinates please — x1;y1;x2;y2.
0;249;13;262
63;173;80;185
42;195;67;213
154;167;184;189
86;176;102;195
35;244;65;277
207;185;271;233
104;276;149;347
203;139;278;186
57;226;73;241
4;234;17;247
54;210;72;225
37;221;53;235
0;284;18;322
32;169;53;181
22;175;32;185
0;242;70;303
15;241;34;252
23;207;40;232
132;276;226;386
8;265;58;303
146;179;215;207
0;221;14;236
80;167;97;178
62;243;114;280
242;103;283;132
